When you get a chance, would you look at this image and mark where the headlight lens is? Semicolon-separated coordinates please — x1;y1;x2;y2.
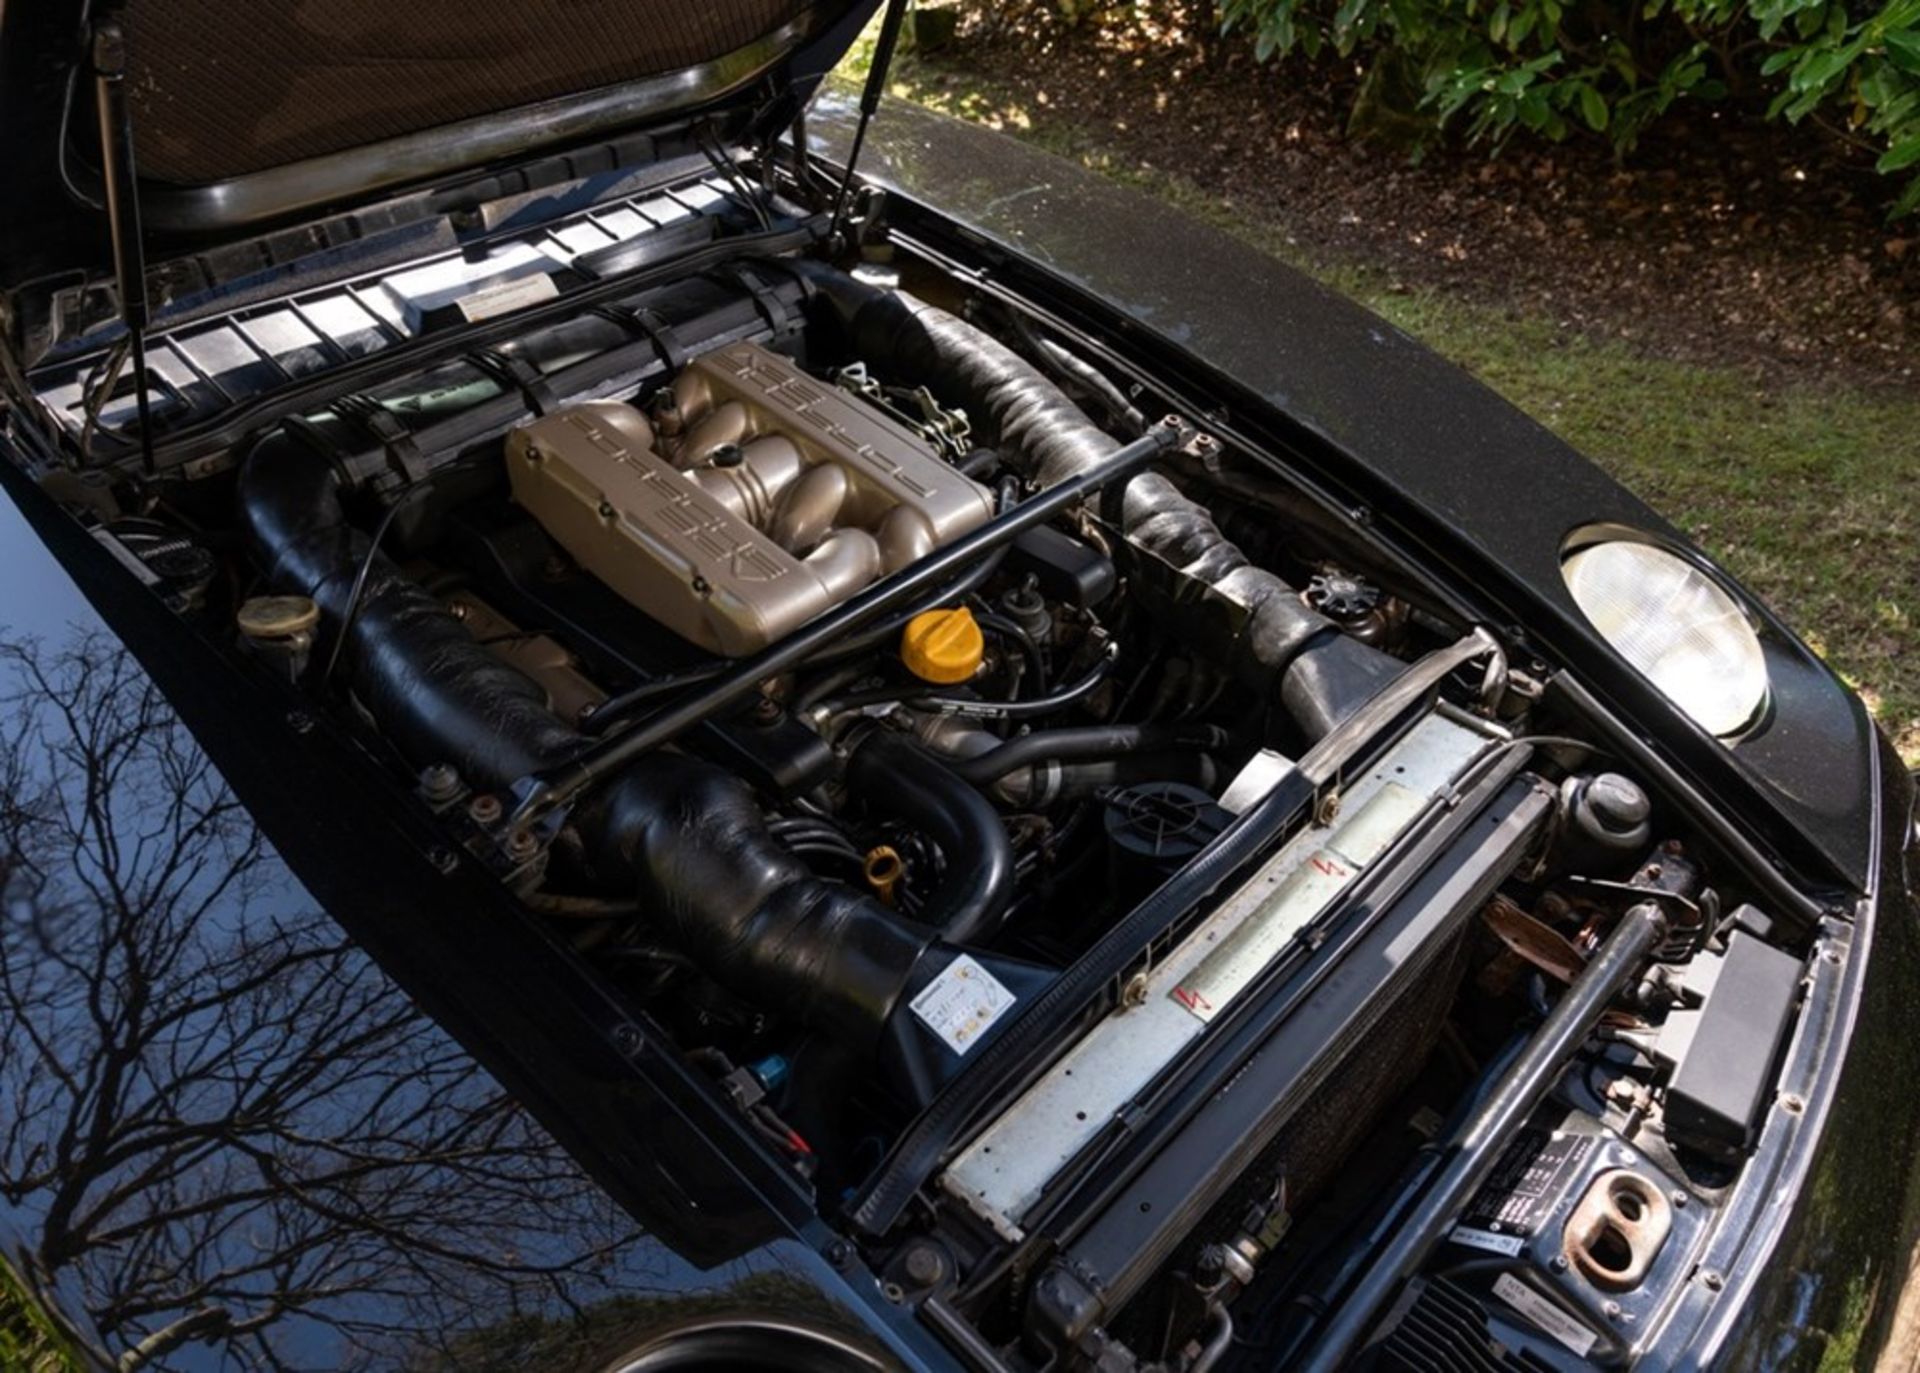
1562;540;1767;737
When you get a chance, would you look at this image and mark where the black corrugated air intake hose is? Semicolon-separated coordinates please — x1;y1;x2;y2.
238;426;948;1040
784;262;1402;740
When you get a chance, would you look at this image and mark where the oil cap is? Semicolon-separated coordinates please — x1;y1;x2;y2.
901;607;984;684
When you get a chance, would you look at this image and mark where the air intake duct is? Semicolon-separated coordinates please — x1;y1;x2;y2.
786;262;1400;740
237;425;1031;1044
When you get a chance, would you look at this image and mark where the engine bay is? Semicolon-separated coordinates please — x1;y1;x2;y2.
8;161;1829;1371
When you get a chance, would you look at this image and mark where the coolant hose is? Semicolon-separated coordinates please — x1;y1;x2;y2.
787;261;1400;739
947;723;1230;786
238;428;941;1040
845;732;1016;944
1029;752;1221;805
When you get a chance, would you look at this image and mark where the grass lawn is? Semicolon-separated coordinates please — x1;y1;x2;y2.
0;1256;80;1373
834;36;1920;764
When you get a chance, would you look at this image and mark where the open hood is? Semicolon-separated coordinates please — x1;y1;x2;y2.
0;0;873;289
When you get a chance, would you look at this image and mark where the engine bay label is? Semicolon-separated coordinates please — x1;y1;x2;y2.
912;955;1016;1056
1491;1273;1599;1357
451;272;558;323
1459;1127;1595;1244
1447;1225;1525;1257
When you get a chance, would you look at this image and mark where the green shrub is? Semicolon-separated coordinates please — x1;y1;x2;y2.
1216;0;1920;214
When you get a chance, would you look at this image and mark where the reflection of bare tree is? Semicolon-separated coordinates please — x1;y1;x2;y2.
0;633;652;1372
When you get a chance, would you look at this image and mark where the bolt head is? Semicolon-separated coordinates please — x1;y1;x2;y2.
419;763;461;802
902;1244;945;1288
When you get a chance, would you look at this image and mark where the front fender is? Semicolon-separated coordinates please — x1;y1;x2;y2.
808;91;1877;893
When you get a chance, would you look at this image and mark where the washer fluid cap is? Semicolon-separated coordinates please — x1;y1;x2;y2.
902;607;984;684
237;594;320;640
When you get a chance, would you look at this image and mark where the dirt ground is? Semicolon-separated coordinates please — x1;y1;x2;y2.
919;2;1918;388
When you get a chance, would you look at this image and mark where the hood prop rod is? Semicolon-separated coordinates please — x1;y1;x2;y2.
90;19;156;477
828;0;910;244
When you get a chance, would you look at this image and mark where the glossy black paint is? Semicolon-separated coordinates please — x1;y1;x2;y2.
808;93;1877;895
0;462;948;1369
0;83;1910;1373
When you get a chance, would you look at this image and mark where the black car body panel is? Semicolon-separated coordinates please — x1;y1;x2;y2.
0;476;954;1369
0;58;1913;1373
1670;742;1920;1369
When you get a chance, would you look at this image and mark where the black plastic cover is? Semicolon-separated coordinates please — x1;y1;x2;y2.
1005;523;1117;608
1665;930;1802;1160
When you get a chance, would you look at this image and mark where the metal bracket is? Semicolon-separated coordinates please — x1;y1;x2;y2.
831;361;974;462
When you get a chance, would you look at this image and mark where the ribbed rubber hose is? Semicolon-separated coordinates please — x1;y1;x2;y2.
947;723;1229;786
239;427;940;1040
787;263;1400;739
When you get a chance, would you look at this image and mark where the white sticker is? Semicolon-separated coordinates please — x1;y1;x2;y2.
454;273;558;323
911;954;1016;1056
1449;1225;1526;1257
1491;1273;1599;1358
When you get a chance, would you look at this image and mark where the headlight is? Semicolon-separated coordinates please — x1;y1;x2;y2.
1562;539;1768;738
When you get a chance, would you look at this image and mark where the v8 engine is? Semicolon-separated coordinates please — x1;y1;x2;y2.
506;340;994;655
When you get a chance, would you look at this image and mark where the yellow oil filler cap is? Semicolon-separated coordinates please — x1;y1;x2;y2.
901;606;984;684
